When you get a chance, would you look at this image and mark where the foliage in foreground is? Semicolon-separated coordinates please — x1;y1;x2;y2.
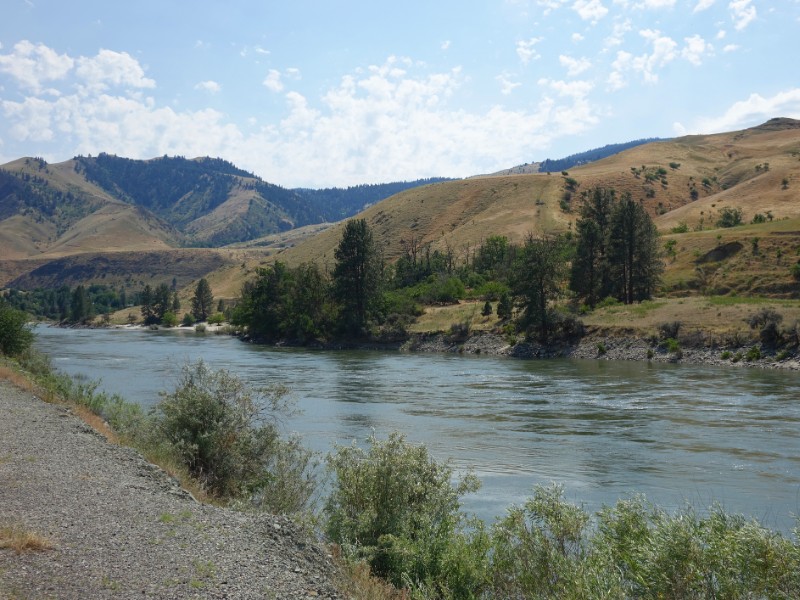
0;300;34;357
325;434;800;600
7;350;800;599
12;352;316;514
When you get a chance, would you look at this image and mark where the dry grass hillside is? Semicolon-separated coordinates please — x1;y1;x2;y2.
3;118;800;313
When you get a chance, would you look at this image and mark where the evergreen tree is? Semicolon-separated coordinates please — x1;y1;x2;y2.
570;188;662;306
570;187;615;308
69;285;93;323
191;278;214;322
332;219;383;336
608;195;663;304
511;234;569;341
497;292;513;320
140;285;155;324
152;283;173;322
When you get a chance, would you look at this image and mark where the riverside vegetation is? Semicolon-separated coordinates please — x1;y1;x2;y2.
2;300;800;599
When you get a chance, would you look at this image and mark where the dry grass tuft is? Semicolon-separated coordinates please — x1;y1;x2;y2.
332;552;409;600
0;524;55;554
0;365;37;394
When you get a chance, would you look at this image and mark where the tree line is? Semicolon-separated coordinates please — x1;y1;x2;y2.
233;187;663;343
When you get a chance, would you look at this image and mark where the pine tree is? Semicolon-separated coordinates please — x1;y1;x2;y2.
332;219;383;336
191;278;214;322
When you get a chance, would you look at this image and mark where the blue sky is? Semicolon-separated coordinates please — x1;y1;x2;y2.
1;0;798;188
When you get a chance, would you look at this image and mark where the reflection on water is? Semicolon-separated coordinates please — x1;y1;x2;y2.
34;325;800;531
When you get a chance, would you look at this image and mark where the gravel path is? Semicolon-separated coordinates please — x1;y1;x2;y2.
0;380;343;599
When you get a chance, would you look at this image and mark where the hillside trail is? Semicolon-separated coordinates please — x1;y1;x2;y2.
0;380;342;599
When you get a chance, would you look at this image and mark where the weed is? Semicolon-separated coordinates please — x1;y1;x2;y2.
0;524;55;554
721;350;732;360
745;346;762;361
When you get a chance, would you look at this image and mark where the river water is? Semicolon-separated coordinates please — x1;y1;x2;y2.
33;325;800;530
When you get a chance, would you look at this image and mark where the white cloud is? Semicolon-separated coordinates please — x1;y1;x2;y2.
693;0;715;12
605;18;632;47
572;32;585;42
572;0;609;23
729;0;756;30
441;40;451;50
1;55;603;187
608;30;677;87
195;80;221;93
716;29;726;39
723;43;739;52
75;49;156;92
690;88;800;134
559;54;592;75
516;37;543;64
496;72;522;95
0;40;74;92
681;35;710;66
538;78;594;98
263;69;284;92
638;0;675;8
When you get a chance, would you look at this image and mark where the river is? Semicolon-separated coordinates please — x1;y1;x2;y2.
33;325;800;531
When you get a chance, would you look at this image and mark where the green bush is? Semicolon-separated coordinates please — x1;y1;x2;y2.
721;350;732;360
208;312;225;325
324;432;483;593
745;346;762;361
155;360;316;510
0;301;34;357
716;207;743;228
161;311;179;327
181;312;196;326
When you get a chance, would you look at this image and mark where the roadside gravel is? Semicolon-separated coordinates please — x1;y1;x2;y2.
0;379;343;599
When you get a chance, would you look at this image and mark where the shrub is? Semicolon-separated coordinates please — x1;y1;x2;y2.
745;346;762;361
481;301;493;317
791;263;800;281
208;312;225;325
195;323;207;333
181;313;196;327
155;360;316;510
721;350;732;360
664;338;681;356
716;207;743;228
161;311;179;327
0;301;34;357
597;342;607;356
658;321;682;340
324;433;484;592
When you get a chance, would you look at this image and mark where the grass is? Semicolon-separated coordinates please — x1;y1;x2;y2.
408;300;500;333
0;524;55;554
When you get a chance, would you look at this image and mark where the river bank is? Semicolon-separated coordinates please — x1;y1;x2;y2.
0;378;343;599
401;329;800;371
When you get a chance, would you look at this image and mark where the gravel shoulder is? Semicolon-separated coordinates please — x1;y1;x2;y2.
0;380;342;599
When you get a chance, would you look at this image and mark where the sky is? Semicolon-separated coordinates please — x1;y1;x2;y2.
1;1;799;188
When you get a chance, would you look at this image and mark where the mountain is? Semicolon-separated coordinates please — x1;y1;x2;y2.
2;118;799;296
272;118;800;277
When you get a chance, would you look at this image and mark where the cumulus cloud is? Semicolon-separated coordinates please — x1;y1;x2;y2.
496;72;522;95
0;40;74;92
608;29;677;87
681;35;711;66
559;54;592;75
195;80;221;93
1;52;603;187
693;0;715;12
263;69;284;92
638;0;675;8
729;0;756;30
572;0;609;23
572;32;585;42
605;19;632;47
688;88;800;134
516;37;544;64
723;43;739;52
75;49;156;92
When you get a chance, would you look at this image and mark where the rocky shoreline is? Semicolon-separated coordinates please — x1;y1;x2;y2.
400;330;800;371
0;379;343;599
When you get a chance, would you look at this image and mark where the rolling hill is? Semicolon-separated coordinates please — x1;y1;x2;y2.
2;118;799;300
